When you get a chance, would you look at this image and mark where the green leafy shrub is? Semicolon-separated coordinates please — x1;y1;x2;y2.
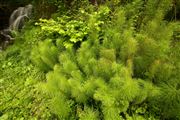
29;0;179;119
36;17;89;48
31;6;110;72
30;2;169;119
1;0;179;119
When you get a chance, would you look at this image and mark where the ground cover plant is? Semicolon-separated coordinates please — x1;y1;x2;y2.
0;0;180;119
0;26;57;119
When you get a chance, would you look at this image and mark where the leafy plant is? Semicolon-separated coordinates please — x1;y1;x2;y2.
0;26;56;119
31;1;180;119
1;0;179;120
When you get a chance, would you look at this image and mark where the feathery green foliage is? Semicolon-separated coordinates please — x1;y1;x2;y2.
31;0;180;119
30;1;180;119
1;0;179;119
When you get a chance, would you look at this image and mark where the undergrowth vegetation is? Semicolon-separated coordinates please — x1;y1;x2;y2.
0;0;180;120
0;26;56;119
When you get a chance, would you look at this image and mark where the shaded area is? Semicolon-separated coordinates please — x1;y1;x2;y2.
0;3;33;50
0;6;11;30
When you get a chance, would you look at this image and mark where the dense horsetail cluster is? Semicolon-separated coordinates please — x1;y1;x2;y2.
0;0;180;120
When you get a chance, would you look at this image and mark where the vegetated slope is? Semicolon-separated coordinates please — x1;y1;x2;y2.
0;0;180;120
0;26;57;119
